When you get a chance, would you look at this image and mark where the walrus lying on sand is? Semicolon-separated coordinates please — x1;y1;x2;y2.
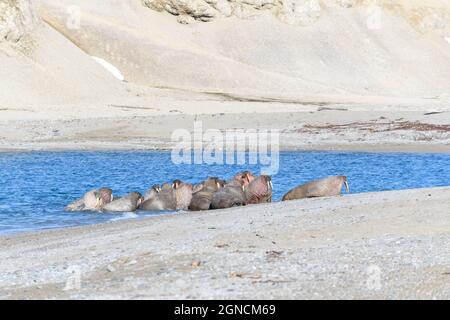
210;179;246;209
245;175;273;205
189;177;224;211
282;176;349;201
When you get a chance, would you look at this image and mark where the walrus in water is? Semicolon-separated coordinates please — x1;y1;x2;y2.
210;179;246;209
65;188;113;212
143;184;162;201
139;180;193;211
282;176;349;201
139;183;177;211
102;192;144;212
245;175;273;205
189;177;224;211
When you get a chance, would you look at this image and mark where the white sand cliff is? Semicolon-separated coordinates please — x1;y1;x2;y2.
2;0;450;109
36;0;450;99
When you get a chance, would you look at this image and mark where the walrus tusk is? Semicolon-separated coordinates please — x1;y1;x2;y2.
269;181;273;190
344;180;349;193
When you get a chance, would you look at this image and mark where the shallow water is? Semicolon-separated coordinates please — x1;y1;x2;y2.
0;151;449;235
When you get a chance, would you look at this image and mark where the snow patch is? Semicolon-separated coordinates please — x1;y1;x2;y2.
91;56;124;81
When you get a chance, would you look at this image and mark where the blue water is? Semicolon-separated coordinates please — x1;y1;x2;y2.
0;151;449;235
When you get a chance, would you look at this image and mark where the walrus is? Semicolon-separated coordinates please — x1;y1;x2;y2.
189;177;224;211
172;180;194;210
65;188;113;212
139;182;177;211
210;179;246;209
102;192;144;212
245;175;273;204
143;184;162;201
139;180;192;211
233;171;255;189
282;176;349;201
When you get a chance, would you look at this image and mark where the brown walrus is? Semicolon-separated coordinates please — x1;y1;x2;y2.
172;179;194;210
210;179;246;209
189;177;224;211
143;184;162;201
282;176;349;201
102;192;144;212
139;180;193;211
65;188;113;212
233;171;255;189
139;182;177;211
245;175;273;205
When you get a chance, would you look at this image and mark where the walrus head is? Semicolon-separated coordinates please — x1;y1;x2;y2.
129;191;144;207
234;171;255;189
341;176;349;193
173;180;193;191
264;175;273;193
152;184;162;193
245;175;273;204
203;177;224;191
96;188;113;207
172;179;182;189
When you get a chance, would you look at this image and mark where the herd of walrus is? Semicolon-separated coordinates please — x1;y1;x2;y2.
65;172;349;213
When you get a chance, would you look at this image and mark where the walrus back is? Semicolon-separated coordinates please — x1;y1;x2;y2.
282;176;347;201
102;198;135;212
189;190;215;211
140;190;176;211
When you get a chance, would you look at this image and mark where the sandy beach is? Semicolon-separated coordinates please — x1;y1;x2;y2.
1;187;450;299
1;101;450;153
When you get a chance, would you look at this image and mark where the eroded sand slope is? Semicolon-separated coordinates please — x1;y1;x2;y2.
37;0;450;100
0;0;139;109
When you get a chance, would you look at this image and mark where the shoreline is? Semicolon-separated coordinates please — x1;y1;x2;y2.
1;144;450;154
1;109;449;154
1;186;450;299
